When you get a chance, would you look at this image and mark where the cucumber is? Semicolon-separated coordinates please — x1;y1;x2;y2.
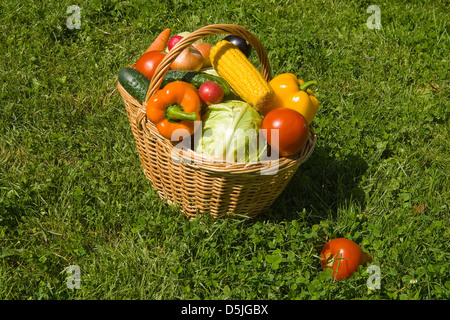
161;70;232;97
118;67;150;104
160;70;197;88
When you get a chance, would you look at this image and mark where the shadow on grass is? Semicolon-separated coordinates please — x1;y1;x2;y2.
261;146;369;223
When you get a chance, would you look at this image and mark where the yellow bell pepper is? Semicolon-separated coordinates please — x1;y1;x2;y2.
269;73;319;125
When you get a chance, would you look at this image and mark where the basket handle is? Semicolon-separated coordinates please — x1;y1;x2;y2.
143;24;272;105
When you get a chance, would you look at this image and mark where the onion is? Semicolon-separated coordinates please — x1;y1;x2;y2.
170;46;203;71
193;43;212;68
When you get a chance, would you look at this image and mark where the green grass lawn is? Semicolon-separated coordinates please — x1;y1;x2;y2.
0;0;448;300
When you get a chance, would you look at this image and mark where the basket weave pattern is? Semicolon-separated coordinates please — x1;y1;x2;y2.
117;24;316;218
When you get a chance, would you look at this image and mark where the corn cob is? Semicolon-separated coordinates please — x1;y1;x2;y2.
209;40;274;114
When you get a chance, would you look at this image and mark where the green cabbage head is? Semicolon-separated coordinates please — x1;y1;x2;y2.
195;100;266;163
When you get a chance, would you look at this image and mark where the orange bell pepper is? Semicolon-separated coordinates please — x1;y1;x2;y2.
269;73;319;125
146;81;201;141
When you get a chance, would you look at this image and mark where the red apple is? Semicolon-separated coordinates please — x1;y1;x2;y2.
167;35;183;51
199;81;224;105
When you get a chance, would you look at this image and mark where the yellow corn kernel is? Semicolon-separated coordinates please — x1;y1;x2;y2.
210;40;274;114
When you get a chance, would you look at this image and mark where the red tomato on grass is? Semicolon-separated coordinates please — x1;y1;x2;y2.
135;50;166;80
262;108;309;157
320;238;372;280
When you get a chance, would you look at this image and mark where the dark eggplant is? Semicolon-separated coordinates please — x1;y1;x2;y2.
223;35;252;58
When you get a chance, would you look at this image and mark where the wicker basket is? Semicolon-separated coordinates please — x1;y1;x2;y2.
117;24;316;219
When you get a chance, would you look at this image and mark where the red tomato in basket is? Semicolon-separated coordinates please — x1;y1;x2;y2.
135;50;166;80
262;108;309;157
320;238;372;280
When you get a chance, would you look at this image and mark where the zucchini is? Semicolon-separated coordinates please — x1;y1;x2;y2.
161;69;232;97
118;67;150;104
